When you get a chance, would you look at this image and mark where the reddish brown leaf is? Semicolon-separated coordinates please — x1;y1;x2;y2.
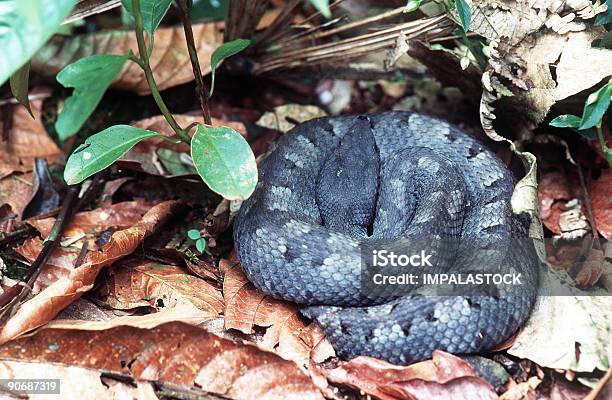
97;259;224;316
0;200;183;343
589;169;611;239
0;322;323;400
324;350;495;400
0;93;60;179
538;171;578;235
0;173;33;219
33;24;225;95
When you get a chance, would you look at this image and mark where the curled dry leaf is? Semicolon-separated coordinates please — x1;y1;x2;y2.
589;169;611;239
0;93;60;179
0;200;183;344
324;350;496;400
31;23;224;95
538;171;577;235
97;259;224;316
221;257;334;367
0;172;33;219
17;200;153;292
0;322;323;400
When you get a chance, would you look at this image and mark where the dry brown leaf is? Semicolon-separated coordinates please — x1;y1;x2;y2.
32;23;224;95
221;257;334;368
538;171;578;235
16;200;154;292
589;169;611;240
97;259;224;315
0;94;60;179
324;350;496;400
0;200;183;343
0;359;159;399
0;322;323;400
0;173;33;219
256;104;327;133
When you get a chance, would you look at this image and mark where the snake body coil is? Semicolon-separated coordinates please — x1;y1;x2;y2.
234;112;537;364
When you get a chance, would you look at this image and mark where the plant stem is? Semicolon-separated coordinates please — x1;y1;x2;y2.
176;0;213;126
131;0;191;143
595;123;612;168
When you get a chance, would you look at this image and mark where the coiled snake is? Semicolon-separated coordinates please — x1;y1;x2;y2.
234;112;538;364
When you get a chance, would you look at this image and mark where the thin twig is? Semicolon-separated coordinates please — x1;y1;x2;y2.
0;186;80;311
176;0;212;126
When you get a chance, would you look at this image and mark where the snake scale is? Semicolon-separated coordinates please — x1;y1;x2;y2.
234;112;538;364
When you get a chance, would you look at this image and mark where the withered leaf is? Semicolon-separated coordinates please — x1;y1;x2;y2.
98;259;224;316
0;322;323;400
31;23;224;95
0;200;182;343
324;350;496;400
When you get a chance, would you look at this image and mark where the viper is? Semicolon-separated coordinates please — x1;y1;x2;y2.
234;112;538;364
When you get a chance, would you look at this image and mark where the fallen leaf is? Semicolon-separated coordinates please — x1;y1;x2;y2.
589;169;611;239
324;350;496;400
0;200;183;343
509;280;612;372
97;259;224;316
31;23;225;95
256;104;327;132
0;173;33;219
538;171;579;235
0;91;60;179
0;322;323;400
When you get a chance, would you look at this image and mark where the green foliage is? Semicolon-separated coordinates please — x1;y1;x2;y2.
187;229;201;240
209;39;251;98
549;114;581;128
55;54;129;140
455;0;472;32
579;81;612;130
0;0;76;86
191;0;228;21
64;125;161;184
10;62;32;116
122;0;173;37
190;125;257;200
595;0;612;26
404;0;423;13
187;229;206;253
310;0;332;18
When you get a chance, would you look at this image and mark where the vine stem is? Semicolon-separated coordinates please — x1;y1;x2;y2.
595;123;612;168
176;0;213;126
130;0;191;143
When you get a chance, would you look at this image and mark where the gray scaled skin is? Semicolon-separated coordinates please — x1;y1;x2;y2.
233;112;538;365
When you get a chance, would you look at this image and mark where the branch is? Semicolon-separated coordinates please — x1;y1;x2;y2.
176;0;212;125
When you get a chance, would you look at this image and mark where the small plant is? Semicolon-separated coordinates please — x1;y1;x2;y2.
550;78;612;167
59;0;257;201
187;229;207;254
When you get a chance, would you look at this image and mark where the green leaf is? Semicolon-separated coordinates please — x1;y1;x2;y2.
190;125;257;200
187;229;201;240
574;128;597;140
55;54;129;140
310;0;332;18
10;62;32;116
122;0;173;37
195;238;206;253
549;114;581;128
578;82;612;130
209;39;250;98
0;0;76;86
64;125;161;185
191;0;228;21
403;0;423;13
595;0;612;26
455;0;472;32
